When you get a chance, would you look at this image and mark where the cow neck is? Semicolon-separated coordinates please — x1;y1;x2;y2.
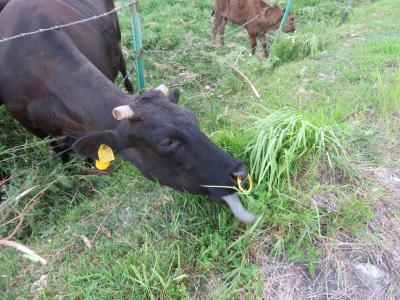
50;60;135;133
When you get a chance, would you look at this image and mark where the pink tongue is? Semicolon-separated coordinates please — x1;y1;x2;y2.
222;194;258;224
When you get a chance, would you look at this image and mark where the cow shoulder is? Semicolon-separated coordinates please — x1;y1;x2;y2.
0;0;11;12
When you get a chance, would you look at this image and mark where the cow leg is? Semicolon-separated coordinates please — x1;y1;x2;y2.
212;10;223;48
0;168;9;203
0;188;5;203
259;33;268;57
219;16;228;46
120;55;134;95
50;141;71;164
249;33;257;55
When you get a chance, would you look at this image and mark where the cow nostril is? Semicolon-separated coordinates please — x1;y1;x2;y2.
231;164;248;183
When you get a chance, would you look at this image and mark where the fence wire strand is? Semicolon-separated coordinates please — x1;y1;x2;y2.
0;0;136;44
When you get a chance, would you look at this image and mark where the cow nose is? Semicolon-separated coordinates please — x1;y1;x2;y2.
230;164;248;183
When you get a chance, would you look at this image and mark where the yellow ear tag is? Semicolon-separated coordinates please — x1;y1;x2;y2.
95;160;110;170
95;144;115;170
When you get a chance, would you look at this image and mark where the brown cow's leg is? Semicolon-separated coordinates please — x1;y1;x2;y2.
219;17;228;46
212;11;222;48
259;34;268;57
249;33;257;55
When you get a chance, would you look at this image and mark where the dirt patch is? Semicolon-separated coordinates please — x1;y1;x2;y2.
357;165;400;196
259;239;397;299
255;163;400;299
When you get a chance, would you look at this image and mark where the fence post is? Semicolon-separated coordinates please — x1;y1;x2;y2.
339;0;354;25
268;0;294;60
131;0;145;92
278;0;293;32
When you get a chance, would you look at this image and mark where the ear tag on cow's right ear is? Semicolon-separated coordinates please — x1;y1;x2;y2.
95;144;115;170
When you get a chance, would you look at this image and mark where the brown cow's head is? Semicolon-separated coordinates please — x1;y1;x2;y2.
264;7;295;33
282;11;295;33
282;9;296;33
73;85;257;223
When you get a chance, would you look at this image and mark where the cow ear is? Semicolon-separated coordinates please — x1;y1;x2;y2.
72;130;124;160
169;89;180;104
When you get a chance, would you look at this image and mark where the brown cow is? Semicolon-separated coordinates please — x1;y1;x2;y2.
212;0;295;56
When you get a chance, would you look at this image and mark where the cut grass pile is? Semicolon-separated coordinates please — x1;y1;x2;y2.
271;33;323;64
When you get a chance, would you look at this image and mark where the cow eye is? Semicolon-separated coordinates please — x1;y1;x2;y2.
159;138;180;152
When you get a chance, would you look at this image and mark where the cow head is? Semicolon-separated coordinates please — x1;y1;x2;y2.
73;85;257;223
264;7;295;33
281;11;295;33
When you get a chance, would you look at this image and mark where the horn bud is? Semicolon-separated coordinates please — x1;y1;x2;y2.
155;84;169;96
112;105;134;120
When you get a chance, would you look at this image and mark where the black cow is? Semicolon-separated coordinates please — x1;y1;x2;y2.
0;0;257;223
0;0;8;12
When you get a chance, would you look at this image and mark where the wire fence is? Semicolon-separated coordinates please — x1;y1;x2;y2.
0;0;275;100
0;0;137;44
0;0;351;84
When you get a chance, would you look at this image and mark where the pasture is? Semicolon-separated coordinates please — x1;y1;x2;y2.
1;0;399;298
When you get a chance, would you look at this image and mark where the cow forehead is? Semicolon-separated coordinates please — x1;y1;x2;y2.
136;97;195;123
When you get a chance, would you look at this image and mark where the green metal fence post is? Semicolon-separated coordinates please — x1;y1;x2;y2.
339;0;354;25
131;1;145;92
268;0;294;60
278;0;293;32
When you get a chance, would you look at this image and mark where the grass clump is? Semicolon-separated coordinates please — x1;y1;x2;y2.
213;108;371;278
237;108;371;277
295;1;343;23
245;107;343;191
270;33;323;65
0;137;95;241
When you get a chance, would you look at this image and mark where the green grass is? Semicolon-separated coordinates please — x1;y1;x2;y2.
244;107;343;190
1;0;400;299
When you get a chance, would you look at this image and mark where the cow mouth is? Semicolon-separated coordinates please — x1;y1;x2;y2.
221;194;258;224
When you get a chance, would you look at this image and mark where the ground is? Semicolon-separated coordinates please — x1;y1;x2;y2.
0;0;399;299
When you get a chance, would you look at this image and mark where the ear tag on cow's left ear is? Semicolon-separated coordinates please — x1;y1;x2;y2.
95;144;115;170
95;160;110;170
